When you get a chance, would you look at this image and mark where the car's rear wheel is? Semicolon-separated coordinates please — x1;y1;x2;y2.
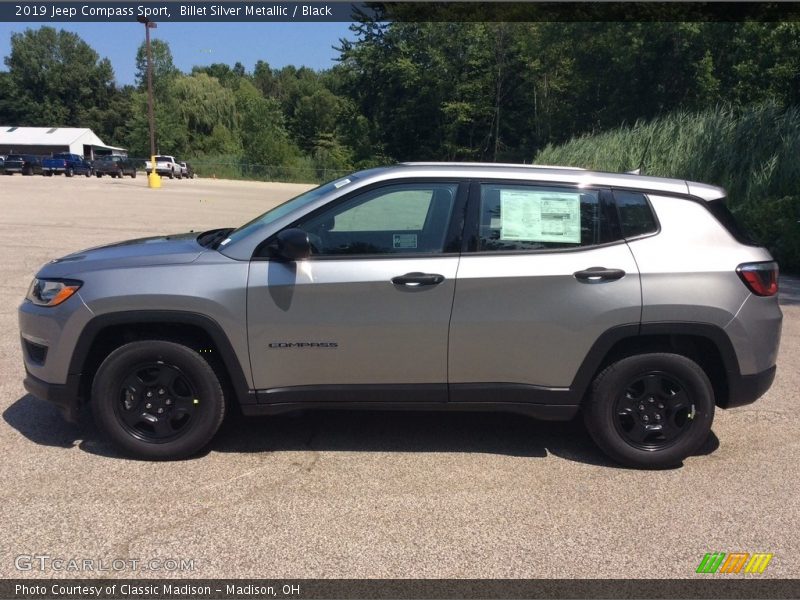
65;167;73;177
583;353;714;469
131;170;137;178
85;169;92;177
91;340;226;460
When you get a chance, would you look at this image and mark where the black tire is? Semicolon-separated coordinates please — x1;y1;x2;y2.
65;167;74;177
131;170;137;178
91;340;226;460
85;169;92;178
96;173;103;178
168;171;174;179
583;353;715;469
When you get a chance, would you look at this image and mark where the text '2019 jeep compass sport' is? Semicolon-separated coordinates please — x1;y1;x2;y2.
19;164;782;467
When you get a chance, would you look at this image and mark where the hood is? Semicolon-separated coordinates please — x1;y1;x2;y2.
36;232;207;278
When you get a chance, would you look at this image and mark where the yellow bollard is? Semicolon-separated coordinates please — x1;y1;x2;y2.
148;155;162;188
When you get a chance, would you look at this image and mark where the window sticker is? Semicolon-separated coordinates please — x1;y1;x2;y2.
393;233;418;249
333;178;351;189
499;190;581;243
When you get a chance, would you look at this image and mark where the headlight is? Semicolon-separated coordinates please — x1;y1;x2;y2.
26;278;82;307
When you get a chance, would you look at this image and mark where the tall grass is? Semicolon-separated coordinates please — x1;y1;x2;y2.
536;104;800;272
187;154;351;184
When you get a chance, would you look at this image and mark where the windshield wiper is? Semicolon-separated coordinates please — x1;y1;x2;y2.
197;228;234;249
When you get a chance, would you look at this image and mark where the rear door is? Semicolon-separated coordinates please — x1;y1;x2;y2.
448;181;641;401
247;180;468;402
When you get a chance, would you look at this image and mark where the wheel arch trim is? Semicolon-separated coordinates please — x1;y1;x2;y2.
570;322;741;406
68;310;252;406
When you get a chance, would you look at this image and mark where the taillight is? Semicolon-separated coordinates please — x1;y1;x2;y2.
736;261;779;296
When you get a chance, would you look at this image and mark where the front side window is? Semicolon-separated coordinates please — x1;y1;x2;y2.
478;183;614;251
296;183;458;256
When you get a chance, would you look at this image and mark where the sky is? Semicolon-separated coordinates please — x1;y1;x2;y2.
0;22;355;84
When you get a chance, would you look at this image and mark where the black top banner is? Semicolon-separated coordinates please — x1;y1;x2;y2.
4;2;800;23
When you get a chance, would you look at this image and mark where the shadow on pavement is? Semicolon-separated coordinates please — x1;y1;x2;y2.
4;394;719;468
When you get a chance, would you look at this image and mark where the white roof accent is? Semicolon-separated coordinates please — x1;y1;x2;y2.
0;126;108;147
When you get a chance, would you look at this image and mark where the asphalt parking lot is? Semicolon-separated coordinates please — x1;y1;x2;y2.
1;175;798;579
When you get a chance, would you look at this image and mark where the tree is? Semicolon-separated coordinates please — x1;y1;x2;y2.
1;27;116;129
135;38;179;95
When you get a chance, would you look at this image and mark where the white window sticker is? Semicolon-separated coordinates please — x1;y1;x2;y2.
500;190;581;243
393;233;418;249
333;178;351;189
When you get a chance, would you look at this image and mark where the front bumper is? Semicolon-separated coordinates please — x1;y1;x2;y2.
23;371;82;422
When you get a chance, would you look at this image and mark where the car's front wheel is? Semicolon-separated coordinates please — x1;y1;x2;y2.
583;353;714;469
91;340;226;460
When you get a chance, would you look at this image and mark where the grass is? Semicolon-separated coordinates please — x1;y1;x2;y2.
535;103;800;272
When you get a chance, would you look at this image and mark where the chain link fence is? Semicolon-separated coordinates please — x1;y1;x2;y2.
127;157;351;184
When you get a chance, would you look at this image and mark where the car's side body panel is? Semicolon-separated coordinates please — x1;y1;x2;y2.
449;243;641;388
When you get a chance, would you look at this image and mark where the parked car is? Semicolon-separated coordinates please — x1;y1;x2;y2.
146;155;182;179
3;154;43;175
94;155;137;179
18;163;782;466
179;161;195;179
42;153;93;177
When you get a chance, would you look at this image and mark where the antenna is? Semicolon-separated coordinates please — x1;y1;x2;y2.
636;128;654;176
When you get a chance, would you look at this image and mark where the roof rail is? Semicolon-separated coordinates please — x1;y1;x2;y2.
400;162;586;171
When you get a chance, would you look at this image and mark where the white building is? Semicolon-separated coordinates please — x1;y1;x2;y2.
0;126;126;159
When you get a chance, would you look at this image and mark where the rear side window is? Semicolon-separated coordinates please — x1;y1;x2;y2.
478;183;615;251
614;191;658;238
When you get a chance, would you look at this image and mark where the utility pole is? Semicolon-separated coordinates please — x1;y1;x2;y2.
137;15;161;188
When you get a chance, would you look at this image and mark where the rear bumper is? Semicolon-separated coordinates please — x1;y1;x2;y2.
23;371;82;422
722;365;777;409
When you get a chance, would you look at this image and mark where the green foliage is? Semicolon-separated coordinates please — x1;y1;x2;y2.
536;104;800;272
3;19;800;213
1;27;116;128
135;39;179;93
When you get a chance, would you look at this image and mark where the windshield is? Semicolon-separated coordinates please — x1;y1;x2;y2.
219;175;358;247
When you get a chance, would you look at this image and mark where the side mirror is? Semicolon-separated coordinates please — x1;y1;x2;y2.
271;228;312;261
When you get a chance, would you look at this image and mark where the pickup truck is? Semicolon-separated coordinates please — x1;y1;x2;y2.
94;155;137;179
146;155;182;179
42;153;93;177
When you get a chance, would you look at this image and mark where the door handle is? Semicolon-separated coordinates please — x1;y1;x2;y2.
574;267;626;282
391;272;445;286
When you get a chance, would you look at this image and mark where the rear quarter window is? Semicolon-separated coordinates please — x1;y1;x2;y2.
705;199;758;246
614;191;658;238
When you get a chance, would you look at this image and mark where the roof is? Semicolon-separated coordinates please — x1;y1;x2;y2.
0;126;108;147
387;162;725;201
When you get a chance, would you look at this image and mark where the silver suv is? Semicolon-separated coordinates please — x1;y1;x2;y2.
18;164;782;467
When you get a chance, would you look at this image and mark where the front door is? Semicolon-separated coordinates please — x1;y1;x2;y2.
247;180;466;403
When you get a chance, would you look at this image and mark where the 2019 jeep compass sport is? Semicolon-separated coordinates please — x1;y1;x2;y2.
18;164;782;467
